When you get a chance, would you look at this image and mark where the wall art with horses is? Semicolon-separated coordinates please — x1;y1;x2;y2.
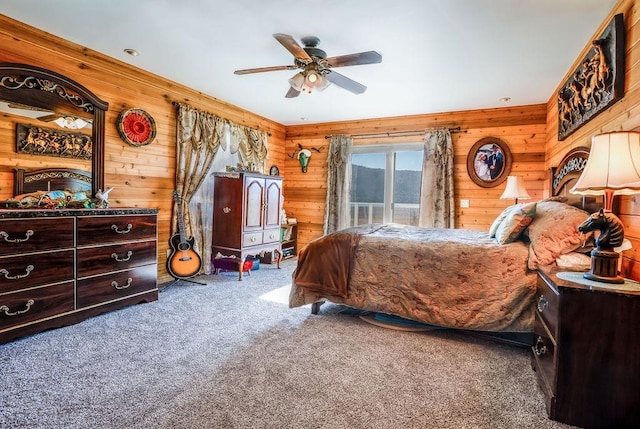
557;13;625;141
16;123;92;160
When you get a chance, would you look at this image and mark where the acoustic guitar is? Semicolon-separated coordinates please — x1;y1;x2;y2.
167;190;202;279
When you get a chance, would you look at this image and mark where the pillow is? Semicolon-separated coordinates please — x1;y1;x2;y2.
555;252;592;271
494;201;537;244
525;200;593;269
489;205;514;238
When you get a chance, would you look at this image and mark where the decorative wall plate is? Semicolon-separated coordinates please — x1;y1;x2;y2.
117;108;156;147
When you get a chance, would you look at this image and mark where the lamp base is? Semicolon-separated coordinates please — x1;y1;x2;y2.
585;248;624;284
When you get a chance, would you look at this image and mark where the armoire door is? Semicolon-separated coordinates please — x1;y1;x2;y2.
264;179;282;229
244;177;265;231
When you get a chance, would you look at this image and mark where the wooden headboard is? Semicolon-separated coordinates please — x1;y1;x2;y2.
550;146;601;212
13;168;92;196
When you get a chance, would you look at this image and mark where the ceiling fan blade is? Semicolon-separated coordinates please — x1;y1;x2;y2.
37;113;62;122
234;65;296;75
285;87;300;98
273;33;312;61
325;71;367;94
326;51;382;68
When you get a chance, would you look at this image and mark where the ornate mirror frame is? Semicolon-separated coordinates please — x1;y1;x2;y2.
0;63;109;196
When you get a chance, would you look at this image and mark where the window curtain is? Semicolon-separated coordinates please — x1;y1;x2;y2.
419;128;455;228
234;125;269;173
324;135;353;235
173;103;270;275
173;102;225;273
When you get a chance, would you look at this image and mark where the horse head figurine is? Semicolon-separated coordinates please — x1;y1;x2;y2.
577;208;624;251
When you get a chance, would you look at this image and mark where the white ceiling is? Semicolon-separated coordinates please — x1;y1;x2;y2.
1;0;618;126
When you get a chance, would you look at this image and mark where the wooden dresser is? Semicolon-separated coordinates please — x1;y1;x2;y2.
532;268;640;428
212;172;282;280
0;208;158;344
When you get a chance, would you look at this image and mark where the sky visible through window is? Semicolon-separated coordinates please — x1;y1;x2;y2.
352;151;422;171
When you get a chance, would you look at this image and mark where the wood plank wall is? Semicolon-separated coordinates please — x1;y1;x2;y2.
2;0;639;281
0;15;286;284
544;0;640;280
284;106;547;249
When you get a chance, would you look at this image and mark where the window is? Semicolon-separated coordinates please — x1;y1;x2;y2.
350;144;423;226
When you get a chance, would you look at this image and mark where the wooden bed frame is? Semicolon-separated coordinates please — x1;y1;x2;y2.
13;167;92;195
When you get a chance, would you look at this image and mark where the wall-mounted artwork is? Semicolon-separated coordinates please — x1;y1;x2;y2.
557;13;625;141
466;137;512;188
16;124;92;159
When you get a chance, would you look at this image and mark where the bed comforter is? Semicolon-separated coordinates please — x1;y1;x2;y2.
289;224;537;332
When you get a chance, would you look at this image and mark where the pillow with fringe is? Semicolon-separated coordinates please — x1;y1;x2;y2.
495;201;537;244
489;205;514;238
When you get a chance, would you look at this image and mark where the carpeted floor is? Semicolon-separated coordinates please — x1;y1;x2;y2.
0;259;576;429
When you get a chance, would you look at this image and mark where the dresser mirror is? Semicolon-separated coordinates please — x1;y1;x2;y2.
0;63;109;196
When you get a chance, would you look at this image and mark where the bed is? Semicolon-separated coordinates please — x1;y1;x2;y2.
289;148;597;334
3;167;94;209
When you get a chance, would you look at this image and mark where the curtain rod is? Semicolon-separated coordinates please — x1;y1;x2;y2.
324;126;466;139
171;101;272;136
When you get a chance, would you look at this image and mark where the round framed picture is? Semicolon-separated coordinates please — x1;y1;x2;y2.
117;108;156;147
269;165;279;176
466;137;512;188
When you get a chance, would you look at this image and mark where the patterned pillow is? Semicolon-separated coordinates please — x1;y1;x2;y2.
489;205;514;238
525;201;592;269
494;201;537;244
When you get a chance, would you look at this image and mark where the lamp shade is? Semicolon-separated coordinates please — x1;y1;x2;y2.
500;175;530;201
571;131;640;198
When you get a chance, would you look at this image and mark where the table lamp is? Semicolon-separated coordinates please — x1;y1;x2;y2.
570;131;640;283
500;175;531;204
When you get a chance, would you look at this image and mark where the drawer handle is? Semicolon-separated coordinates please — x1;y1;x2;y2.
0;264;34;280
111;223;132;234
534;336;548;356
111;251;133;262
223;207;231;214
269;234;275;239
251;237;257;242
537;295;548;313
0;229;34;243
0;299;35;316
112;277;133;290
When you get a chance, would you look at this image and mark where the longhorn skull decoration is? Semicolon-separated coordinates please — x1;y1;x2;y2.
288;144;321;173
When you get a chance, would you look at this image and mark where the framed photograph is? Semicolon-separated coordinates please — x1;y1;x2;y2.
466;137;512;188
269;165;279;176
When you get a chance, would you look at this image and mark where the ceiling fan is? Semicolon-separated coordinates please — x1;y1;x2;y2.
37;113;92;129
234;33;382;98
4;103;91;129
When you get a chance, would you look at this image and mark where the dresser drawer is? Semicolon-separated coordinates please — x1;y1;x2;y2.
77;240;157;278
76;215;156;246
243;231;263;247
532;312;557;390
0;250;74;293
536;275;559;337
0;218;74;256
76;264;157;308
0;282;75;331
263;228;280;244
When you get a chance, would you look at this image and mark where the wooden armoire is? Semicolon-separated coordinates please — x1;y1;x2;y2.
211;172;282;279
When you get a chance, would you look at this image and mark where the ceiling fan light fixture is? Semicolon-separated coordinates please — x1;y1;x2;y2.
288;72;305;91
53;116;89;129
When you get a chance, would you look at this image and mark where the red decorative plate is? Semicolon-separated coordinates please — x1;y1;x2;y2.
117;108;156;146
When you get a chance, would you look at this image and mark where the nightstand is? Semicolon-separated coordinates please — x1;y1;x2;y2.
532;269;640;428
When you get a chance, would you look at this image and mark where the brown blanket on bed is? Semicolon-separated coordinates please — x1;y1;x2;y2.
293;226;375;297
